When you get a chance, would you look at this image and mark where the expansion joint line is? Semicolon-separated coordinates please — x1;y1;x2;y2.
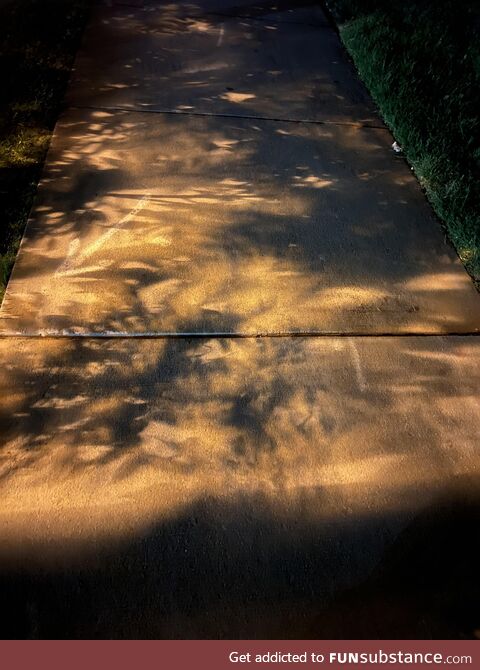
69;104;385;131
0;332;478;340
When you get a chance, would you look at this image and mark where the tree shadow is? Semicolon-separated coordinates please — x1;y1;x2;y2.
0;0;479;641
1;108;478;335
1;334;479;477
0;478;479;638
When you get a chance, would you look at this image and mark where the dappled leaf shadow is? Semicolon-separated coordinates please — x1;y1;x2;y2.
0;0;479;640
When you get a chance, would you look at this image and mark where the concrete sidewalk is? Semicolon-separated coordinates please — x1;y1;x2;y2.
0;0;479;639
1;0;479;335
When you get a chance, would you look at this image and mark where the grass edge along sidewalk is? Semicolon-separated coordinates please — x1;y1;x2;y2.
0;0;90;300
325;0;480;287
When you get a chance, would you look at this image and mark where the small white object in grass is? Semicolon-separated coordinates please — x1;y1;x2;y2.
392;141;403;153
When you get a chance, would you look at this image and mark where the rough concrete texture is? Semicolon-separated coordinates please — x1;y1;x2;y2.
1;108;479;334
0;0;479;641
98;0;330;26
69;6;370;123
1;337;479;638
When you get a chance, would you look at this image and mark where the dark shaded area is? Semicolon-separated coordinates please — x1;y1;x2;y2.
0;0;90;291
69;1;377;124
318;482;480;638
1;481;479;638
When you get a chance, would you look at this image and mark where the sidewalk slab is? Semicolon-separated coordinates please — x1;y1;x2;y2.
1;0;479;642
1;109;479;335
0;335;479;637
68;4;376;124
99;0;331;26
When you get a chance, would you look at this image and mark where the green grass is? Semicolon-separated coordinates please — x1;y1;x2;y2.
325;0;480;284
0;0;90;297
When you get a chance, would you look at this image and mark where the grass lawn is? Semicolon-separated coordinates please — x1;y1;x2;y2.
0;0;90;298
325;0;480;285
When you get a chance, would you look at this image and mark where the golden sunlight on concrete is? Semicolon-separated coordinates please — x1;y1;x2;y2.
1;336;479;563
1;0;479;640
1;110;479;335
